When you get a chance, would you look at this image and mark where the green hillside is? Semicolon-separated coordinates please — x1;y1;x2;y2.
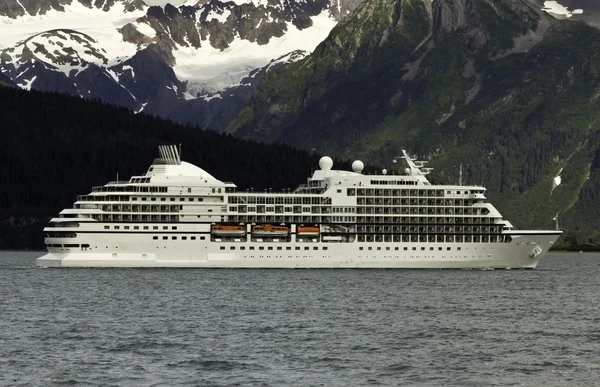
227;0;600;232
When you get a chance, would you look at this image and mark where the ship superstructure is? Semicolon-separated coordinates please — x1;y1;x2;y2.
37;145;561;268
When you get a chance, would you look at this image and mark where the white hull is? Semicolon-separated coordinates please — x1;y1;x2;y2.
36;233;558;269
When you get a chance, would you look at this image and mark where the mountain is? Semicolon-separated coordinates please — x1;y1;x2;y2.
226;0;600;231
0;0;362;130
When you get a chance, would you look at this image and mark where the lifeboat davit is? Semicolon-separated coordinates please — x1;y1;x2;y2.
252;224;289;237
211;225;246;236
297;226;320;236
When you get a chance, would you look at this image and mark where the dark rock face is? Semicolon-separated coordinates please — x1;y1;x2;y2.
0;71;16;86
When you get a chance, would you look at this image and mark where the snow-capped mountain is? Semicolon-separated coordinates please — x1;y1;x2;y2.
1;0;598;132
0;0;360;130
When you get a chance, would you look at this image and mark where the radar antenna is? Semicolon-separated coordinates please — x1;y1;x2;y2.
394;150;433;176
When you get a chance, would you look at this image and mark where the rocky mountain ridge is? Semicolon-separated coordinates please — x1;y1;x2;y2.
0;0;361;130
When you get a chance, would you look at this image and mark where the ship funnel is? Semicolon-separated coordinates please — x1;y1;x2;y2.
158;145;181;165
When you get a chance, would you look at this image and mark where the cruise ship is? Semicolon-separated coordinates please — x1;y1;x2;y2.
36;145;561;268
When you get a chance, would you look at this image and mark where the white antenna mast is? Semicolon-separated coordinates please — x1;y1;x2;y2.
554;213;559;231
459;164;463;186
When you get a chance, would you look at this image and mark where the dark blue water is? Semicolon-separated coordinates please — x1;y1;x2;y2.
1;252;599;386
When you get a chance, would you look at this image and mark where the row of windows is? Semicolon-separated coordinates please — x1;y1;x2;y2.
76;195;217;203
349;189;484;197
359;246;462;251
357;225;504;233
46;243;90;248
357;235;511;243
131;197;206;202
219;246;329;251
104;225;179;230
92;184;166;193
357;207;489;215
228;196;330;205
152;236;206;241
357;198;476;206
93;215;180;222
369;180;418;186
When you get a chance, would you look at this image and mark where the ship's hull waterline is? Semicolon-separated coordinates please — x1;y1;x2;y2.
36;233;558;269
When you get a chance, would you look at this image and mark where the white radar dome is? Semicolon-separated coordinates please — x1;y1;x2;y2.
319;156;334;171
405;168;411;175
352;160;364;173
382;169;387;175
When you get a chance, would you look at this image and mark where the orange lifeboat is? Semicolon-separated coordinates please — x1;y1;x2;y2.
252;224;289;237
211;225;246;236
297;226;320;236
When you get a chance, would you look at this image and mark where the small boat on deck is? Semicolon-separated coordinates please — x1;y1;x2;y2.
211;225;246;236
252;224;289;237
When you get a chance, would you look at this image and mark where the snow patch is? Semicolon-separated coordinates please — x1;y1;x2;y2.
133;22;156;39
542;1;584;18
172;10;336;92
0;1;146;67
19;75;37;90
207;8;231;23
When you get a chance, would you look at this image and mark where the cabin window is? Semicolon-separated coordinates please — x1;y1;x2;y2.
153;236;158;240
220;246;225;250
104;226;109;229
182;236;187;240
163;236;168;240
191;236;196;240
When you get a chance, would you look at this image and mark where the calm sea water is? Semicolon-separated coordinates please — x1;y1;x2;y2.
1;252;599;386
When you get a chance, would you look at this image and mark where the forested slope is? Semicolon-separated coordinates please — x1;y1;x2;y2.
0;85;334;249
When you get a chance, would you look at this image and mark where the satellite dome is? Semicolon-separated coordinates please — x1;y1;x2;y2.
382;169;387;175
352;160;364;173
405;168;411;175
319;156;333;171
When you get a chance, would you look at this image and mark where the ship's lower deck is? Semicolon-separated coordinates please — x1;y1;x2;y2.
37;232;560;269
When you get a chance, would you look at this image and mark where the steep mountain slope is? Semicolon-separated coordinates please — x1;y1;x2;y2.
226;0;600;230
0;0;362;130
